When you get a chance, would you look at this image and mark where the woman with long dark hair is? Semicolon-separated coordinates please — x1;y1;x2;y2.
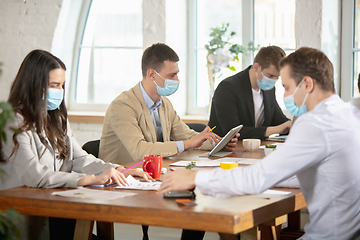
1;49;152;239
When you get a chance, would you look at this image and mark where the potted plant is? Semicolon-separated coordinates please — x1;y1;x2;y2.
264;144;277;156
205;23;259;101
0;63;23;239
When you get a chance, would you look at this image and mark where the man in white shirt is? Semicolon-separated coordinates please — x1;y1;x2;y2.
160;47;360;240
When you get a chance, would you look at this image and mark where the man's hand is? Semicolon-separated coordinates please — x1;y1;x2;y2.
77;168;128;186
158;169;197;194
264;120;292;137
223;133;240;151
117;167;154;182
184;126;221;150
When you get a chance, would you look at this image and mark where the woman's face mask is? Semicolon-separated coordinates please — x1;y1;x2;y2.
153;71;180;96
47;88;64;110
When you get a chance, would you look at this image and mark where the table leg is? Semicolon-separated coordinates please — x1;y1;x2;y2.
218;233;239;240
240;226;260;240
287;210;301;230
73;219;94;240
97;221;114;240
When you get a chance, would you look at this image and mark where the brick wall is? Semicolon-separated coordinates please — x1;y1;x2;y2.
0;0;63;101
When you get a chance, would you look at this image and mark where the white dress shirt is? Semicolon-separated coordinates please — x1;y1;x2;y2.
139;82;185;152
196;95;360;240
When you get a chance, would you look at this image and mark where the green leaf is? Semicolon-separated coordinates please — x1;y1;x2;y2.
0;102;12;112
1;131;6;142
185;161;196;170
9;128;22;135
229;66;236;71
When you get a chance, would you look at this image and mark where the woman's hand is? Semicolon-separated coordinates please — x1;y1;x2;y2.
117;168;154;182
77;168;128;186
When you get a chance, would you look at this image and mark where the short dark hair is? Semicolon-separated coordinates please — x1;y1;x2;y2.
279;47;335;92
253;45;286;71
141;43;179;77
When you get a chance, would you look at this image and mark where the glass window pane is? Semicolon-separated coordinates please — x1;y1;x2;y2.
254;0;295;50
76;48;143;104
354;52;360;98
353;0;360;97
354;0;360;49
82;0;142;47
196;0;243;107
255;0;295;110
76;0;142;105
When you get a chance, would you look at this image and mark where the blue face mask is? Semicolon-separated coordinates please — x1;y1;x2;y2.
154;71;180;96
47;88;64;110
283;80;309;117
256;70;277;91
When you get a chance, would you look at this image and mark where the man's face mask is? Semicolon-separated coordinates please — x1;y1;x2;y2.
153;71;180;96
256;67;277;91
283;80;309;117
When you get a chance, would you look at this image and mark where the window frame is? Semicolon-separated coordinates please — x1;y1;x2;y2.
67;0;143;112
341;0;355;102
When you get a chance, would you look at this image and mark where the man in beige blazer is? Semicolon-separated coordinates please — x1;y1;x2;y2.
99;43;238;165
100;42;238;240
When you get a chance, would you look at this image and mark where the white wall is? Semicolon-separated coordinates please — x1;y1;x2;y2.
0;0;63;101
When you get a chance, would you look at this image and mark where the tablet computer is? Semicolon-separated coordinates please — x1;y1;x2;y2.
200;124;243;158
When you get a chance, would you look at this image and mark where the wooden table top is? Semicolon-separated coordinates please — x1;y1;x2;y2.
0;141;305;234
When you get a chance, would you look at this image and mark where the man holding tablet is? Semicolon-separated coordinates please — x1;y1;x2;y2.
160;47;360;240
99;43;239;166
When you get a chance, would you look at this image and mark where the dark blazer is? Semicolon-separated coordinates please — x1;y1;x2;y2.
208;65;289;140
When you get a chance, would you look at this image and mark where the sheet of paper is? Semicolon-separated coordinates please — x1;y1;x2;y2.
170;160;221;167
170;158;260;167
136;167;167;174
256;189;291;199
51;188;136;201
115;175;162;190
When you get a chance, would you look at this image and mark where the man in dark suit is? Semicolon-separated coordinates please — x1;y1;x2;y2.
208;45;292;139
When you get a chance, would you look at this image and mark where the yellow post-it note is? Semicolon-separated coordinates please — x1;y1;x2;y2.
220;162;239;170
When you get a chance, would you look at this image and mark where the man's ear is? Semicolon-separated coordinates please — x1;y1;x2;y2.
147;69;156;80
303;76;315;93
253;63;260;71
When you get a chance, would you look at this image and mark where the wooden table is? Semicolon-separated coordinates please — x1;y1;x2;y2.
0;141;306;240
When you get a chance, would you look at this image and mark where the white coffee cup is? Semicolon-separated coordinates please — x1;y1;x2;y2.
242;139;261;151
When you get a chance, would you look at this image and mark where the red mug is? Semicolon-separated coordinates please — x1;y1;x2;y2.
142;155;163;179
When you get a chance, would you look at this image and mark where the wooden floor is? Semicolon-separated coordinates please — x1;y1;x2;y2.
112;223;220;240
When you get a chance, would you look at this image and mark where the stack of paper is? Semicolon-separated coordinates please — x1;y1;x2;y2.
115;175;162;190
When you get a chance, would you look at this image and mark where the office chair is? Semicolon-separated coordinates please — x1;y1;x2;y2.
186;123;206;132
82;139;100;158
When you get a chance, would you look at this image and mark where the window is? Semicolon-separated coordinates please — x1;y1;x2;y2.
254;0;295;110
188;0;295;115
353;0;360;98
70;0;143;111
